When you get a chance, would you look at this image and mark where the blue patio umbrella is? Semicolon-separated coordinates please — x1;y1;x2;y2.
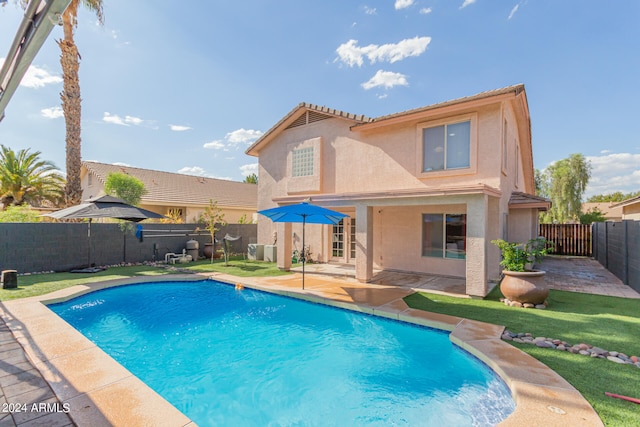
258;202;347;289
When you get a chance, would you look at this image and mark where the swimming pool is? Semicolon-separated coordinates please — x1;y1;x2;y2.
50;280;514;426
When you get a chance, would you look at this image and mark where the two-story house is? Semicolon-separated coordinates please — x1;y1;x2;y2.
246;84;549;297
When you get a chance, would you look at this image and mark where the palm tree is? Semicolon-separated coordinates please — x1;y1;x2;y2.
57;0;104;206
0;145;65;210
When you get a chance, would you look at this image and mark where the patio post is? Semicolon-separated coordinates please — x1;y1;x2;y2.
355;204;373;282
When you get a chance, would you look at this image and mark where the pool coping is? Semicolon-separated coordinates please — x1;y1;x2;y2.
0;273;604;427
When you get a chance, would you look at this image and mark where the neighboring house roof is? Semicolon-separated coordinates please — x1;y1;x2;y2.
610;195;640;209
509;192;551;211
82;161;257;209
581;202;623;220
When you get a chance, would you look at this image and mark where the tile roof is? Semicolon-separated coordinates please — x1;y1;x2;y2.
611;195;640;208
83;161;257;209
246;84;526;156
246;103;372;155
354;84;526;128
509;192;551;210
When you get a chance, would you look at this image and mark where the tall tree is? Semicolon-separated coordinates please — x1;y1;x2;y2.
539;153;591;223
243;173;258;184
57;0;104;206
587;191;640;203
104;172;146;206
0;145;65;210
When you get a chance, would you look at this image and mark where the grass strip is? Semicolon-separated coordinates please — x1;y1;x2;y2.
0;258;290;301
403;288;640;427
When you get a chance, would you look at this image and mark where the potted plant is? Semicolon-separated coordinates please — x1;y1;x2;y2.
491;237;549;305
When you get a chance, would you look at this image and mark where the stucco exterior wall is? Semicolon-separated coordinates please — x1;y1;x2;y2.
508;209;538;244
622;203;640;220
253;88;539;296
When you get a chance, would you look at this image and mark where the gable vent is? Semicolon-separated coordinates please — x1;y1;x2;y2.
286;111;331;130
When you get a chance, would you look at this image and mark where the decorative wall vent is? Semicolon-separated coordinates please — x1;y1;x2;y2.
286;111;331;130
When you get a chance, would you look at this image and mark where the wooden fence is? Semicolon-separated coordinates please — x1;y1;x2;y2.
538;223;592;256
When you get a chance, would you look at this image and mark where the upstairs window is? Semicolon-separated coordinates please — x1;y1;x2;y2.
292;146;314;177
422;121;471;172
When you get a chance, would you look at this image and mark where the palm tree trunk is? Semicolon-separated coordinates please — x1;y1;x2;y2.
58;36;82;207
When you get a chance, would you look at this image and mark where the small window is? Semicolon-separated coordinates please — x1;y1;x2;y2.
88;173;93;186
422;213;466;259
422;121;470;172
292;146;314;177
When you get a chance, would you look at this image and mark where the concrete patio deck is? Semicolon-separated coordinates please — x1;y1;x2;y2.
1;256;634;426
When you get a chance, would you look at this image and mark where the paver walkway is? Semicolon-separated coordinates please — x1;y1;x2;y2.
0;320;74;427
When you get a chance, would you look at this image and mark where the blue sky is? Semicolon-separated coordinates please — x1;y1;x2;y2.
1;0;639;198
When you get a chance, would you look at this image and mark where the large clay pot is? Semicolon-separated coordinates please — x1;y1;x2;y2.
203;243;214;259
500;270;548;305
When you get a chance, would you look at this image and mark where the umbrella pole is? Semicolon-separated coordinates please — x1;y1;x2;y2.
302;216;306;290
88;219;92;267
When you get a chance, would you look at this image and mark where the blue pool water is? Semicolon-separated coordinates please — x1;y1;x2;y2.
50;280;514;426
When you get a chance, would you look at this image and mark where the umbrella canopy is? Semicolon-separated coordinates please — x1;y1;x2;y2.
258;202;347;289
45;195;165;222
44;195;165;270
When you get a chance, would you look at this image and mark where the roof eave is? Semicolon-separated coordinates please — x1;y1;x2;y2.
351;84;525;132
246;103;372;156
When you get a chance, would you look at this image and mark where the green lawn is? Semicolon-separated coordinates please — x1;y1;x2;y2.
0;258;290;301
183;258;295;277
404;288;640;427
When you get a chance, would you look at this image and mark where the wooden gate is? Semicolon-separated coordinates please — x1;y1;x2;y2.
538;224;592;256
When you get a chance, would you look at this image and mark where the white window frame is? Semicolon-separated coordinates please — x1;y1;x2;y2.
416;113;477;178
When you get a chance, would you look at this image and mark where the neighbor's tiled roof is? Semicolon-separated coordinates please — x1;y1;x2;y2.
83;161;257;209
611;195;640;208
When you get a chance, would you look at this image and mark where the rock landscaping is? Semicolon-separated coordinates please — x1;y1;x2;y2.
502;330;640;369
500;297;547;309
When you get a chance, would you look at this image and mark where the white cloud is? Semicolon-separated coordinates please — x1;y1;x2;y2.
102;112;144;126
395;0;414;10
364;6;377;15
460;0;476;9
204;128;264;150
0;58;63;88
176;166;213;177
584;153;640;197
203;140;225;149
226;128;264;145
170;124;192;131
41;106;63;119
362;70;409;90
600;149;611;154
420;7;433;15
508;5;519;20
240;163;258;177
335;36;431;68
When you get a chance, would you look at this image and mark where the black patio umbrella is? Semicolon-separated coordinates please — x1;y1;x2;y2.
258;201;347;289
44;195;165;269
45;195;164;223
